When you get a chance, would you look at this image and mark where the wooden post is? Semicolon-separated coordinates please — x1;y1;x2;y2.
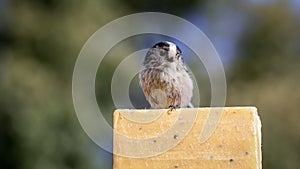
113;107;262;169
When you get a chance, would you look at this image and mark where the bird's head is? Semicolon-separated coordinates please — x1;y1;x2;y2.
143;41;184;68
152;41;183;63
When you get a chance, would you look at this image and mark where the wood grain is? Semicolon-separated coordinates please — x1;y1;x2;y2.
113;107;262;169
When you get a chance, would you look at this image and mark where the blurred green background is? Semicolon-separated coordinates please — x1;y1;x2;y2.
1;0;300;168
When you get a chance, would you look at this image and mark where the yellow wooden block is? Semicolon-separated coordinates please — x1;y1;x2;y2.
113;107;262;169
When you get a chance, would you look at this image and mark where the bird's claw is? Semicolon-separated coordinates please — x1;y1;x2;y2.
168;105;180;113
169;105;176;111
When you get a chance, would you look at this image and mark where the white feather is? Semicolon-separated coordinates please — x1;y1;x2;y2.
167;42;177;58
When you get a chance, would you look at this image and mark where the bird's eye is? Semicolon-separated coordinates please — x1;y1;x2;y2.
176;51;182;59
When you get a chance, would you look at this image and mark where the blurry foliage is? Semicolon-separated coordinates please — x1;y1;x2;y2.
1;0;300;169
0;56;97;169
118;0;203;15
232;3;300;81
0;0;122;168
227;3;300;169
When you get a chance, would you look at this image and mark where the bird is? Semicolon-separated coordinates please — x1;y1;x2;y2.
139;41;193;109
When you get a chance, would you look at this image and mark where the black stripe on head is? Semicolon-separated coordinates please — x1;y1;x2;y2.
176;45;182;54
153;41;169;49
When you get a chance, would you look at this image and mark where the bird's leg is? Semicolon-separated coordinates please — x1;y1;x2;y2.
169;105;176;111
